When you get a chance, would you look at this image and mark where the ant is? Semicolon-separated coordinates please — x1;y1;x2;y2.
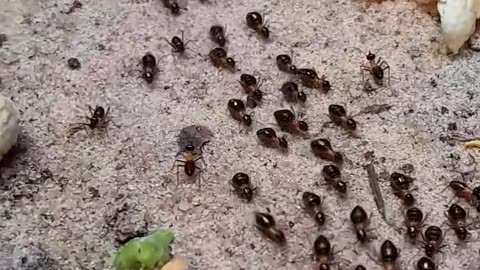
239;73;263;108
209;47;236;72
227;99;254;129
420;225;447;258
70;105;117;135
210;25;227;47
445;203;470;240
313;235;336;270
296;68;331;92
163;31;195;54
404;207;426;241
302;191;326;227
273;109;308;135
350;205;371;244
416;257;436;270
246;12;270;39
172;142;207;190
390;172;415;206
322;165;347;195
328;104;357;132
276;54;297;74
447;180;480;210
279;82;306;104
361;52;390;87
369;240;399;270
142;52;157;84
231;172;254;202
162;0;186;15
310;139;343;165
256;128;288;152
253;211;286;245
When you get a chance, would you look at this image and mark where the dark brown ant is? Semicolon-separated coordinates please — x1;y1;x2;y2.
256;128;288;151
209;47;236;71
355;265;367;270
404;207;425;241
162;0;186;15
274;109;308;135
210;25;227;47
246;12;270;39
296;68;331;92
420;225;447;258
416;257;436;270
350;205;370;243
276;54;297;74
253;211;286;245
172;143;207;190
163;31;195;54
313;235;335;270
361;52;390;86
231;172;254;202
390;172;415;206
445;203;470;240
310;139;343;165
328;104;357;132
142;52;157;84
447;180;480;209
70;105;117;135
239;73;263;108
227;99;254;128
279;82;306;104
302;192;326;226
373;240;399;270
322;165;347;195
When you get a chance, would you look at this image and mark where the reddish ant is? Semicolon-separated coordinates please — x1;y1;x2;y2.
172;142;208;190
361;52;390;87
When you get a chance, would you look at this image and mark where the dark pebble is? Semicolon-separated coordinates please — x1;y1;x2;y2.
67;57;81;70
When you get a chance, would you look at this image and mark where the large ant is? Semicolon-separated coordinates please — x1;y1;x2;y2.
231;172;254;202
310;139;343;166
420;225;447;258
361;52;390;87
210;25;227;47
404;207;426;241
227;99;254;129
447;180;480;211
302;191;326;227
350;205;371;243
445;203;471;240
390;172;415;206
256;128;288;152
279;81;306;104
69;105;117;135
296;68;331;92
322;165;347;195
209;47;236;72
253;211;286;245
239;73;263;108
273;109;308;135
172;142;208;190
276;54;297;74
368;240;399;270
313;235;337;270
328;104;357;133
246;12;270;39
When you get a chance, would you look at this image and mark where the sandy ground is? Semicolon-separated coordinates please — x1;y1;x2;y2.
1;0;480;269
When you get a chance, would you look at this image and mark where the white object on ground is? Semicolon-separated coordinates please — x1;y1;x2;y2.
0;95;20;160
437;0;480;54
160;257;189;270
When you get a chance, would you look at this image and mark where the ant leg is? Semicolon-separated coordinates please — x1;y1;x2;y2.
176;165;180;189
88;105;94;115
195;166;203;191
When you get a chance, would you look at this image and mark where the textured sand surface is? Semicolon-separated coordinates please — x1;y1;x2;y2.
1;0;480;269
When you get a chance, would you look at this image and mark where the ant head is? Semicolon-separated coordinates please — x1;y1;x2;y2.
144;73;153;83
424;244;434;257
404;193;415;206
217;36;226;47
346;119;357;131
298;121;308;131
336;181;347;193
226;57;235;69
366;52;376;61
243;115;252;126
297;91;307;103
243;187;253;202
260;27;270;39
455;227;468;240
253;89;263;100
322;80;331;91
185;144;195;152
407;226;417;239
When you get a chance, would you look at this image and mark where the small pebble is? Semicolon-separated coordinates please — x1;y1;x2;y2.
178;201;190;212
67;57;81;70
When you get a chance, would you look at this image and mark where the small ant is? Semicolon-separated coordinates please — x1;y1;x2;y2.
163;31;194;54
253;211;286;245
256;128;288;152
209;47;236;72
350;205;371;243
279;82;306;104
162;0;186;15
404;207;426;241
70;105;117;135
172;142;207;190
246;12;270;39
322;165;347;195
231;172;254;202
296;68;331;92
445;203;470;240
361;52;390;86
313;235;336;270
227;99;254;128
276;54;297;74
390;172;415;206
142;52;157;84
273;109;308;135
210;25;227;47
416;257;436;270
447;180;480;210
369;240;399;270
328;104;357;132
302;191;326;226
239;73;263;108
310;139;343;165
420;225;447;258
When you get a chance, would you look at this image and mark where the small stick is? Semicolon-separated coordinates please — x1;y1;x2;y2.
365;163;385;219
